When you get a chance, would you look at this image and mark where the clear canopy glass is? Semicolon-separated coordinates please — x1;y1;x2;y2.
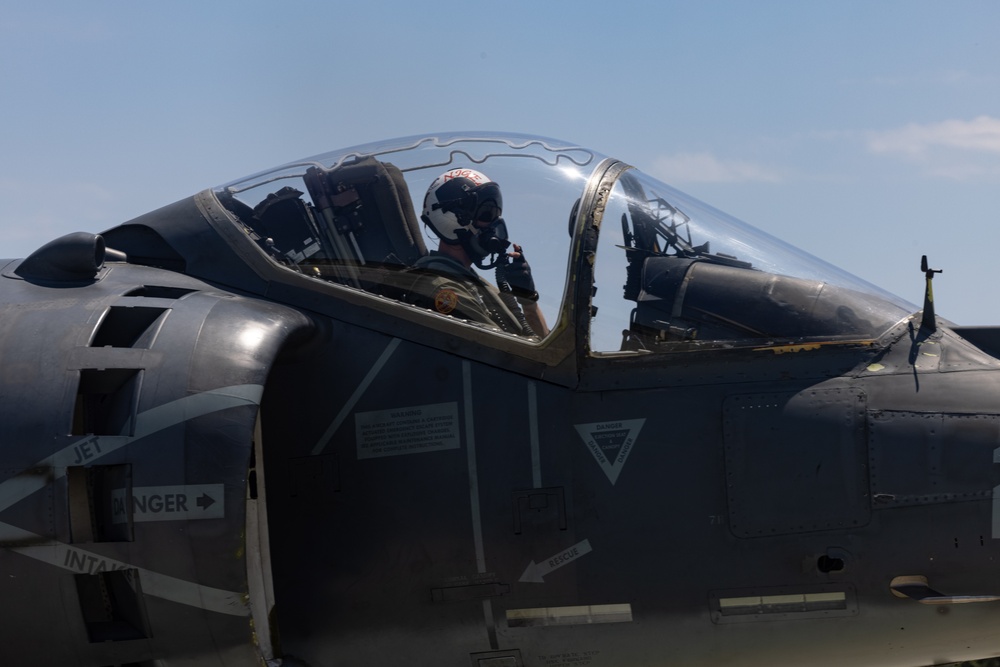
589;169;913;352
214;132;913;354
217;133;594;340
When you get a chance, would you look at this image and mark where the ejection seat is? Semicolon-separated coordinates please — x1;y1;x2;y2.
300;156;426;293
232;156;427;297
302;156;426;268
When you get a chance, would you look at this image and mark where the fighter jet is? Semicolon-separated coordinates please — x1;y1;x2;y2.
2;131;999;667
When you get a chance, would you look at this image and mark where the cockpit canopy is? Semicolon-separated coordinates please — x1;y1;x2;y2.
215;132;912;354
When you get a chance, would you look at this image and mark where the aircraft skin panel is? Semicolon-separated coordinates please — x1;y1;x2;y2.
0;260;313;664
4;132;1000;666
257;316;1000;667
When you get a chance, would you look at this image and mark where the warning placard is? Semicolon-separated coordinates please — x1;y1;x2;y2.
111;484;225;523
356;402;460;459
574;419;646;485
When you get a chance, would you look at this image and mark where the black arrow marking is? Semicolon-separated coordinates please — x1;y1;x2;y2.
197;494;216;510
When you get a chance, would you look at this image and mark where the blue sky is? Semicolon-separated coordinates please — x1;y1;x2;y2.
3;1;1000;323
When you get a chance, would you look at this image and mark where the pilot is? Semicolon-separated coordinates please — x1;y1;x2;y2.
404;168;548;337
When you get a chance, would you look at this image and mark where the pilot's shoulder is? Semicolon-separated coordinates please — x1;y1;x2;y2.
405;267;472;296
412;253;468;277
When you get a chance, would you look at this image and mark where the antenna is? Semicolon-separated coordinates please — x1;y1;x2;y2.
920;255;943;332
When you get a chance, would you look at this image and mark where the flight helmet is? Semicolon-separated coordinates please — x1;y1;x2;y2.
422;168;509;268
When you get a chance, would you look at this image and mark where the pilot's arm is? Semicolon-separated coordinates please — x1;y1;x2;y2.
520;299;549;337
504;244;550;337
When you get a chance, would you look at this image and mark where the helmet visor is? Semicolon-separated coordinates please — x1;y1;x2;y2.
471;182;502;225
432;180;503;229
474;199;502;225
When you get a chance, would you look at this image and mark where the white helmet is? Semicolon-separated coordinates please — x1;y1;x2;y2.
421;169;509;265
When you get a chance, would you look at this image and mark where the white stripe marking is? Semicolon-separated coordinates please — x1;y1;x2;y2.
528;381;541;488
463;361;486;574
0;384;263;515
0;385;264;617
993;484;1000;539
311;338;401;455
3;522;248;617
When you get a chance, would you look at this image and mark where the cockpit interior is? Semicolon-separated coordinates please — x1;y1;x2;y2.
216;133;913;355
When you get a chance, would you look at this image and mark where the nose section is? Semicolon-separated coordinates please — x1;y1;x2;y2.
867;408;999;513
948;325;1000;361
